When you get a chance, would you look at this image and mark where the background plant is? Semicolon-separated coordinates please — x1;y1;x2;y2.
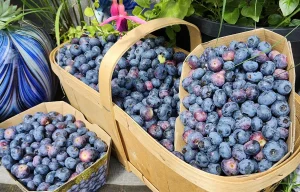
192;0;300;27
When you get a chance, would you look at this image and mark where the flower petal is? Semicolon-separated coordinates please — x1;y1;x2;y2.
124;16;147;24
100;16;119;26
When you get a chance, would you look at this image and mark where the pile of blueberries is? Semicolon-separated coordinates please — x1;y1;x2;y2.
179;36;292;176
0;112;108;191
67;164;107;192
56;34;120;91
111;37;186;152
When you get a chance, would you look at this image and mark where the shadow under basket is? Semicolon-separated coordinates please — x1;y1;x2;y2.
0;101;112;192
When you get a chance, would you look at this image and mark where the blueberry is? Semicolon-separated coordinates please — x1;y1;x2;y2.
257;105;272;121
243;61;258;72
247;36;260;48
201;98;215;113
233;48;249;64
217;123;231;137
223;61;235;70
238;159;255;175
263;141;285;162
275;80;292;95
271;101;290;117
55;167;71;182
183;149;197;163
251;117;263;131
219;142;232;159
221;158;239;176
205;163;222;175
35;164;50;175
208;57;223;72
192;68;205;80
236;130;250;145
258;91;277;106
195;152;209;168
273;54;288;69
246;72;263;83
213;89;227;108
241;101;257;117
230;89;247;104
260;61;276;75
245;85;260;100
277;116;291;128
257;41;272;54
258;159;273;172
222;102;239;117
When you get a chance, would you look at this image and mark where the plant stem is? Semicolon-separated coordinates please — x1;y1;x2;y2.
77;0;85;26
276;7;300;28
215;0;226;47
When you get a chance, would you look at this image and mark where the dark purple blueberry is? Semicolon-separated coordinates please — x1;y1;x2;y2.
160;139;174;151
273;54;288;69
208;57;223;72
230;89;247;104
55;168;71;182
197;137;216;153
172;151;184;160
244;140;260;155
147;125;163;140
163;128;174;142
221;158;238;176
187;55;201;69
27;181;36;190
222;50;235;61
187;132;204;149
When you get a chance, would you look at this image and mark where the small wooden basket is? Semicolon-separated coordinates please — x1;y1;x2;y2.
0;101;112;192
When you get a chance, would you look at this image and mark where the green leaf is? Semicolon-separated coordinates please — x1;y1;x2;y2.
224;8;240;24
55;3;64;46
84;7;94;17
268;14;283;26
132;6;143;16
158;0;193;19
186;5;195;17
102;24;115;32
172;25;181;32
158;55;166;64
166;26;176;40
290;19;300;26
135;0;151;8
236;17;255;26
144;10;157;19
193;3;206;16
241;0;263;22
279;0;299;16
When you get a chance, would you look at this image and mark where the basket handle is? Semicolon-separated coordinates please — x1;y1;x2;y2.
99;17;201;112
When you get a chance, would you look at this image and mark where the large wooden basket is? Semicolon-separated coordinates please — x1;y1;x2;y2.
49;18;201;171
99;24;300;191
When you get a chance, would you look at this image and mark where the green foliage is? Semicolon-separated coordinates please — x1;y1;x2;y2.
280;171;300;192
132;0;194;47
193;0;300;27
0;0;48;30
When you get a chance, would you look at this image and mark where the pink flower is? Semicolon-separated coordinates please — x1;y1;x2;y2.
101;1;146;32
110;0;119;16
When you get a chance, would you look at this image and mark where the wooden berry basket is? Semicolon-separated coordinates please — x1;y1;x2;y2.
100;25;300;192
49;18;201;171
0;101;112;192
